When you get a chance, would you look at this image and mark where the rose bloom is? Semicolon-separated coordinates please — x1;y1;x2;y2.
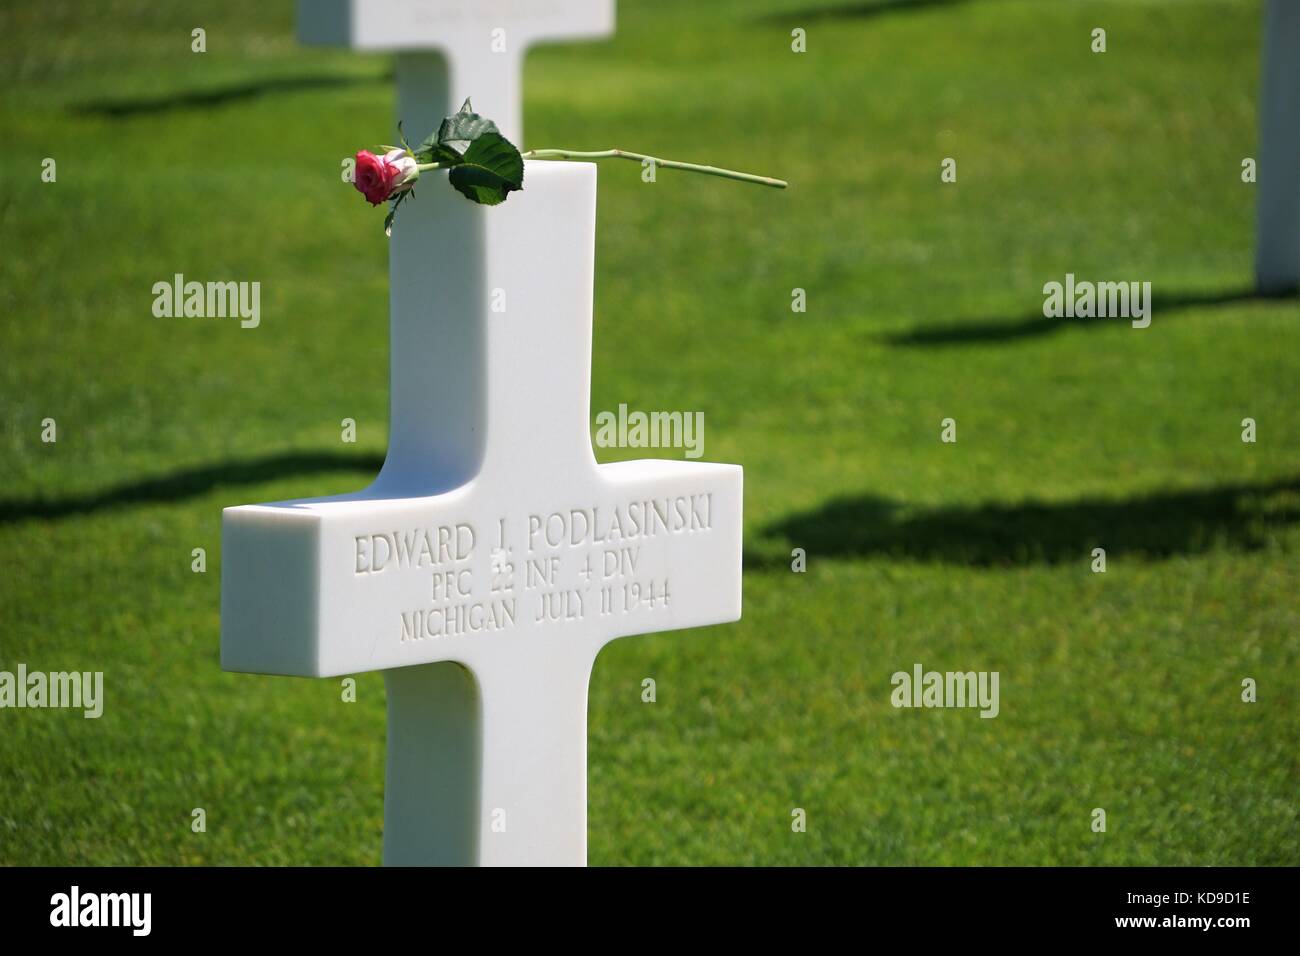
354;148;419;205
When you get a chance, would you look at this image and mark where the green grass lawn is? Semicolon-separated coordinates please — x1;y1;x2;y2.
1;0;1296;865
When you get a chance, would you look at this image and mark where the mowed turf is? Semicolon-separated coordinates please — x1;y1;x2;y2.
0;0;1296;865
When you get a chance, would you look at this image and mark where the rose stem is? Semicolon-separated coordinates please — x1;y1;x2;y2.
520;149;787;189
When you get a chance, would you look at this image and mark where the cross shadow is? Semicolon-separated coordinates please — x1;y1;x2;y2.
0;450;385;525
757;0;974;24
747;475;1300;569
884;286;1283;347
72;71;392;118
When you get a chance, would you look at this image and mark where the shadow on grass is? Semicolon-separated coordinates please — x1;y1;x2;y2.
72;71;392;118
0;451;384;525
747;475;1300;569
757;0;973;24
884;286;1283;347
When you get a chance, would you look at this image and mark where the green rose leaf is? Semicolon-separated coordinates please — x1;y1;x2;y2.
414;139;462;166
437;98;499;148
447;131;524;205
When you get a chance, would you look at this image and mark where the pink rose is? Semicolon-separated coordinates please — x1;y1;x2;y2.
354;149;418;206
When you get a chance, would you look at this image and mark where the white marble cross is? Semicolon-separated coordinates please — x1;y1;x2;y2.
298;0;615;145
221;158;742;863
225;0;740;867
1255;0;1300;294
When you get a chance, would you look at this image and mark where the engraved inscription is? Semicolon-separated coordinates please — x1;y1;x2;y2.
354;524;475;574
525;493;713;550
348;491;716;646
